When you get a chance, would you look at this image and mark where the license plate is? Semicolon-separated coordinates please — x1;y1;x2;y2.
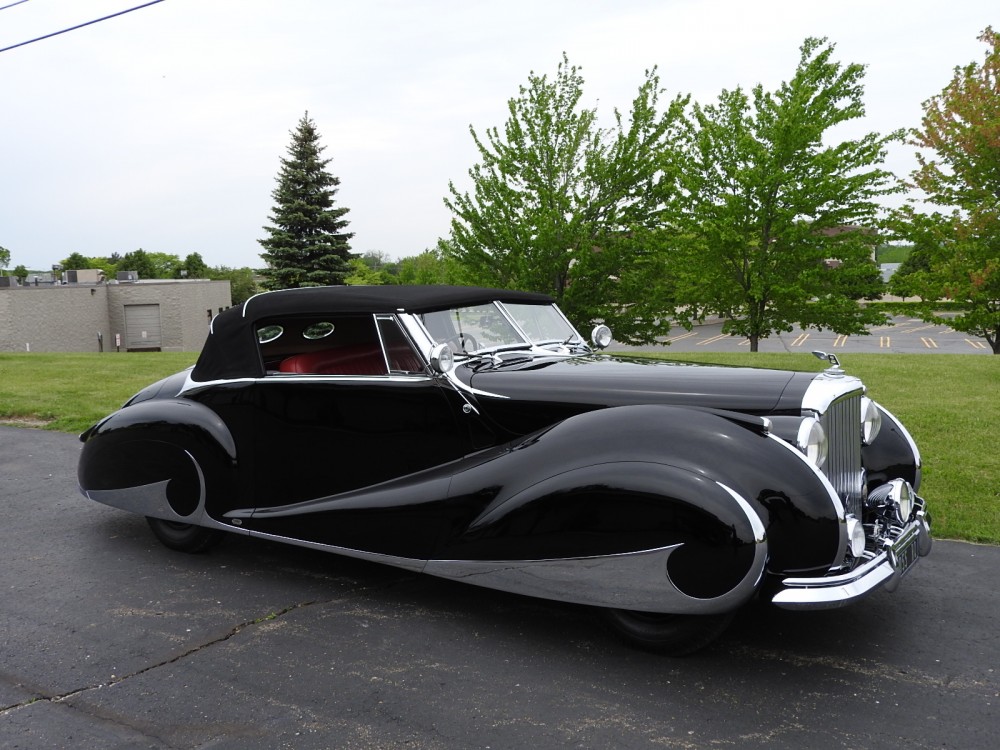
891;528;919;576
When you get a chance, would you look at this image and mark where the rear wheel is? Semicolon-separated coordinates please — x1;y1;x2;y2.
601;609;735;655
146;517;225;553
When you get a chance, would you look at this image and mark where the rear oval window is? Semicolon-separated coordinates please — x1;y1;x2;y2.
303;321;335;340
257;325;283;344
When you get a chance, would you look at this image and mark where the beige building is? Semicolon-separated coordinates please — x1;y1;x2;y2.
0;277;232;353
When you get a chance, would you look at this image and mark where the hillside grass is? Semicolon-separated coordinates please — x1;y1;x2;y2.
0;351;996;544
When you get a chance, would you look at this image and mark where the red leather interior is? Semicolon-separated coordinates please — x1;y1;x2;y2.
279;346;388;375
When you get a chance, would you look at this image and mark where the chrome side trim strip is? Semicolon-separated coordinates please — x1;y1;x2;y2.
84;479;175;519
82;451;237;534
424;544;686;611
243;530;428;573
242;488;767;614
427;483;768;614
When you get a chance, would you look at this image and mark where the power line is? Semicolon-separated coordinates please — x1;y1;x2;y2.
0;0;166;54
0;1;32;11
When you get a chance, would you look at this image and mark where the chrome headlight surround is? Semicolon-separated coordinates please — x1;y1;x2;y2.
796;417;828;469
590;324;612;349
861;396;882;445
429;343;455;374
867;478;915;525
845;515;867;558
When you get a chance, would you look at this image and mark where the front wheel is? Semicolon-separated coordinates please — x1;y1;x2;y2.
601;609;735;655
146;517;225;554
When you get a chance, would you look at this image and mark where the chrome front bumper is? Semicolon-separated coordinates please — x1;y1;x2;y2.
771;501;932;610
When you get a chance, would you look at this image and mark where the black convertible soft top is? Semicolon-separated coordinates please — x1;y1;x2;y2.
191;285;554;382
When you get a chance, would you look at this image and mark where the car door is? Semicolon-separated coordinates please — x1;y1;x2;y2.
249;313;477;509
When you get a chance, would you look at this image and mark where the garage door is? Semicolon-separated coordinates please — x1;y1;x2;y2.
124;304;162;351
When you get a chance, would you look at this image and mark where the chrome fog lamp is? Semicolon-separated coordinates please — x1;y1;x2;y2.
845;515;867;558
861;397;882;445
429;343;455;374
868;478;916;524
796;417;828;468
895;479;914;524
591;324;612;349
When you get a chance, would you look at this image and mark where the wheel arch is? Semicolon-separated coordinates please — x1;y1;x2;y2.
78;399;239;529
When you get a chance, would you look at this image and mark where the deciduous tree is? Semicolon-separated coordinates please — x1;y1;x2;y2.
259;112;353;290
444;55;687;343
180;252;209;279
61;252;91;270
397;246;459;286
894;28;1000;353
119;249;157;279
210;265;258;305
670;38;897;351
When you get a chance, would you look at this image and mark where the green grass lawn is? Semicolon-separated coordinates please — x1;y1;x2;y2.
0;352;197;433
1;350;996;544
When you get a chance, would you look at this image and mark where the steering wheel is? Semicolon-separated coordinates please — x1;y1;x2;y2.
446;333;479;353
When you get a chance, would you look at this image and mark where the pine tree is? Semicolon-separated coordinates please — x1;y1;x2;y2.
259;112;353;289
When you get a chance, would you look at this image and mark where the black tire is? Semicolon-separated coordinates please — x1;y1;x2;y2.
601;609;735;655
146;517;226;554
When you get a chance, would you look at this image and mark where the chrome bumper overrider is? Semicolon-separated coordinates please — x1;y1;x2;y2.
771;499;932;610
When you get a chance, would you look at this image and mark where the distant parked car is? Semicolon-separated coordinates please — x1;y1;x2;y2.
79;285;931;653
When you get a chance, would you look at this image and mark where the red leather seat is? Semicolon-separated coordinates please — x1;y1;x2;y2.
279;346;387;375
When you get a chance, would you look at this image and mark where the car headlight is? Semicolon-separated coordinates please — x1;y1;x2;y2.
867;478;916;524
796;417;828;468
429;343;455;374
845;515;867;558
861;396;882;445
895;479;914;523
590;324;612;349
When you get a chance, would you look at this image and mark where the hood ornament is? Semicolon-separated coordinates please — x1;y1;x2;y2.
812;350;845;377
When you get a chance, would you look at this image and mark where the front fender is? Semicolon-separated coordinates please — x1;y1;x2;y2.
863;403;922;492
443;404;843;575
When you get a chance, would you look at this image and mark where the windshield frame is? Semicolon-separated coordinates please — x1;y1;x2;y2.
499;301;584;349
415;300;587;358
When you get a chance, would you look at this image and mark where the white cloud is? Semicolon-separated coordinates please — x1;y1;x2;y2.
0;0;995;270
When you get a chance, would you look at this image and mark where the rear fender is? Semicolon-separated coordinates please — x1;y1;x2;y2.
78;400;238;531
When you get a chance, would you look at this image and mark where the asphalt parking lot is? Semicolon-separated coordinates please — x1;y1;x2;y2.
2;427;998;749
608;313;993;354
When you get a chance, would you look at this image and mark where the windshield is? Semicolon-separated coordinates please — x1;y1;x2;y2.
503;303;580;345
419;301;583;354
420;303;527;353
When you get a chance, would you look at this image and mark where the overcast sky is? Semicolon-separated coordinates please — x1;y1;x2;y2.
1;0;995;272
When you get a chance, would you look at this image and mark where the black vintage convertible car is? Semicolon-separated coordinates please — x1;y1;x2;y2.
79;285;931;653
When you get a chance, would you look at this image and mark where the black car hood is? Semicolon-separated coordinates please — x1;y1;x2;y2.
465;355;813;421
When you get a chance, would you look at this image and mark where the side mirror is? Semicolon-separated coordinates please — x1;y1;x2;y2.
590;324;612;350
429;343;455;374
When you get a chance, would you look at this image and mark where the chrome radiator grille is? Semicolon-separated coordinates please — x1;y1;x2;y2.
820;392;864;519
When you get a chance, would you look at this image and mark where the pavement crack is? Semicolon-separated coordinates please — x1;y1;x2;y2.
0;599;321;715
